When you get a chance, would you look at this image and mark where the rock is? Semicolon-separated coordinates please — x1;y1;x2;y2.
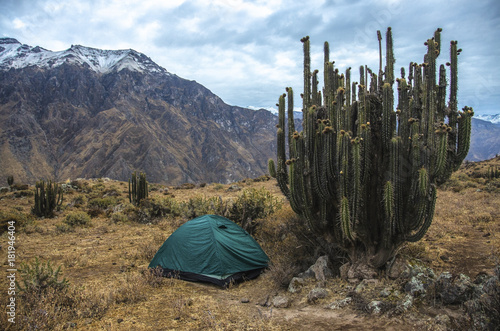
339;262;350;280
435;272;475;304
387;256;410;279
227;185;241;191
307;288;328;304
272;295;290;308
309;256;333;281
380;287;391;298
403;263;436;297
367;301;383;314
354;279;379;293
325;297;352;310
257;295;270;307
240;298;250;303
404;274;434;297
299;255;333;281
396;294;414;313
288;277;305;293
341;261;378;281
464;268;500;330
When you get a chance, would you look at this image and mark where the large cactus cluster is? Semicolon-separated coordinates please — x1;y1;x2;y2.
269;28;473;269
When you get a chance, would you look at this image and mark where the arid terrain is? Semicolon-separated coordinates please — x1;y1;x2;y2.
1;157;499;330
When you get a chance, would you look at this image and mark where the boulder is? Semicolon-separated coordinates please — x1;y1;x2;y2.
272;295;290;308
340;261;378;281
299;255;333;281
307;288;328;304
288;277;305;293
435;272;475;304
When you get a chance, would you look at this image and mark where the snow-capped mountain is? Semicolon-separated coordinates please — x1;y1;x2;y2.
474;114;500;125
0;38;279;185
0;37;166;74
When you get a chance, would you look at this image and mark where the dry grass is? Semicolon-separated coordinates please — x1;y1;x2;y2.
0;159;499;329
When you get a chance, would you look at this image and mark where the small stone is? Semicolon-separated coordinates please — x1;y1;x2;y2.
325;297;352;310
397;294;414;312
367;301;383;314
288;277;305;293
272;295;290;308
307;288;328;304
380;287;391;298
355;279;379;293
240;298;250;303
387;256;410;279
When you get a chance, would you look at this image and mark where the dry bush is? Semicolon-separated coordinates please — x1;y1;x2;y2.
111;273;148;304
258;206;318;288
5;258;110;330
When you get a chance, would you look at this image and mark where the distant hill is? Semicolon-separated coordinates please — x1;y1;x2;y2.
467;118;500;161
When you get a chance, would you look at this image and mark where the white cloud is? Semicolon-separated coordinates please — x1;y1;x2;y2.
1;0;498;113
12;18;26;29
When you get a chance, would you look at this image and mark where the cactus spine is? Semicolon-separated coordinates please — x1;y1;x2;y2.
271;28;473;270
32;180;64;217
128;172;148;206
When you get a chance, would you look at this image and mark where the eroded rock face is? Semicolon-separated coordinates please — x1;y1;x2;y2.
0;41;286;185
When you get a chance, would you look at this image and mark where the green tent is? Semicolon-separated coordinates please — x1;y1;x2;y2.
149;214;269;286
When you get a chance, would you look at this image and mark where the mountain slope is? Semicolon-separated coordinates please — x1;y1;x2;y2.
0;38;278;185
467;118;500;162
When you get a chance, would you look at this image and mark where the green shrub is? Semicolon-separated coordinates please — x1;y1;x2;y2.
0;209;34;235
87;197;119;217
64;211;91;227
56;223;75;233
16;257;69;294
180;195;229;220
229;187;281;235
111;212;129;223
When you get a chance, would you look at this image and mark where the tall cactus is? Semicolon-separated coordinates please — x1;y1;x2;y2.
129;172;148;206
269;28;473;271
32;180;64;218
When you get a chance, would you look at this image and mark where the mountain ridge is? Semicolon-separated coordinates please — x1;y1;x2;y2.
0;38;279;185
0;37;166;74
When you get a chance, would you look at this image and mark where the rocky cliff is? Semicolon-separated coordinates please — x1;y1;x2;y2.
0;38;278;185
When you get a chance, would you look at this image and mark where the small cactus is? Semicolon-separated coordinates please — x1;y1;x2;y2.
32;180;63;218
129;172;148;206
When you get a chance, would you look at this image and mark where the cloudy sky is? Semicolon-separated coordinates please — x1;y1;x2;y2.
1;0;499;115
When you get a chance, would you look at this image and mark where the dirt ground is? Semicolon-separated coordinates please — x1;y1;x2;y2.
0;157;499;330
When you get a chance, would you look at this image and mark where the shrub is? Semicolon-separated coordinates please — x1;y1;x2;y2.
16;257;69;294
87;197;119;217
127;196;181;224
0;209;34;235
229;187;282;235
64;211;91;227
111;212;129;223
180;195;229;220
